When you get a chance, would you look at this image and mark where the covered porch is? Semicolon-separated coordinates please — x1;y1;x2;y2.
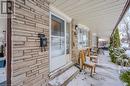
0;0;130;86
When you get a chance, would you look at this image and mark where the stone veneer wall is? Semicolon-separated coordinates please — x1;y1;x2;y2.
71;20;79;63
71;21;91;64
12;0;49;86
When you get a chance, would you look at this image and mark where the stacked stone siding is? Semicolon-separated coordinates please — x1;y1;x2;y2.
71;21;91;64
12;0;49;86
71;20;79;63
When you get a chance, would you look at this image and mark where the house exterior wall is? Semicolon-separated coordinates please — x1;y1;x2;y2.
11;0;88;85
71;21;92;64
12;0;50;86
71;20;79;64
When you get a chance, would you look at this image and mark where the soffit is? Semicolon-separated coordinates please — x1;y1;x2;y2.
51;0;127;39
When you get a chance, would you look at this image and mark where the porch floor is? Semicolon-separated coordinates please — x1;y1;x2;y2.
67;51;124;86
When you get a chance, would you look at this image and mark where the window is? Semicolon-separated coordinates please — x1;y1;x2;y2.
92;34;97;47
51;15;65;57
77;27;89;49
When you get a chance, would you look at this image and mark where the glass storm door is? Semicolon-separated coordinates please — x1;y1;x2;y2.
50;14;66;72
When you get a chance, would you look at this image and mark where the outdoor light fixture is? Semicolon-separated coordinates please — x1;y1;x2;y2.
75;25;78;30
1;1;13;14
38;33;47;52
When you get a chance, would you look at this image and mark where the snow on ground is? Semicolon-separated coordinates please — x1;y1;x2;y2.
0;68;6;84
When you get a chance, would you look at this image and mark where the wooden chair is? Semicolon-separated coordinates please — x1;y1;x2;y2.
94;47;98;56
80;50;96;76
88;48;98;63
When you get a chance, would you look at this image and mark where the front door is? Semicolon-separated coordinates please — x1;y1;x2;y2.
50;13;66;72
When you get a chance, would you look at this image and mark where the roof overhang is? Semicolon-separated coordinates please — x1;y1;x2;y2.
50;0;128;40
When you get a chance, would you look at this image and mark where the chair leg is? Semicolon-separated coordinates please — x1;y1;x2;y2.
82;65;84;70
83;65;84;69
90;67;93;76
94;66;96;73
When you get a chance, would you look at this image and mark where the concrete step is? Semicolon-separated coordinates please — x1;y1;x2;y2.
48;66;79;86
49;62;74;79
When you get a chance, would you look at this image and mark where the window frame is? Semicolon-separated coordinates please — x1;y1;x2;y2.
49;12;72;72
77;26;89;49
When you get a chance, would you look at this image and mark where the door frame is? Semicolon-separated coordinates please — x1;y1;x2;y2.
49;12;67;72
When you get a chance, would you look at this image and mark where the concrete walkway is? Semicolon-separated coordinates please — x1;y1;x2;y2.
67;51;124;86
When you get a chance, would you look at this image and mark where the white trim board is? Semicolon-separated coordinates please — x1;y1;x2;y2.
50;5;72;23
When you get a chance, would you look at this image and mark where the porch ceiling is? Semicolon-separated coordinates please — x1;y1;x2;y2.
50;0;127;39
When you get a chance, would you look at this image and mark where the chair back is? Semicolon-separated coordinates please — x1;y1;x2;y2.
94;47;98;56
87;48;91;57
80;50;86;65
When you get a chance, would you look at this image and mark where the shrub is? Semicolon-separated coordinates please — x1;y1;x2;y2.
113;28;120;48
120;71;130;86
109;47;129;66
